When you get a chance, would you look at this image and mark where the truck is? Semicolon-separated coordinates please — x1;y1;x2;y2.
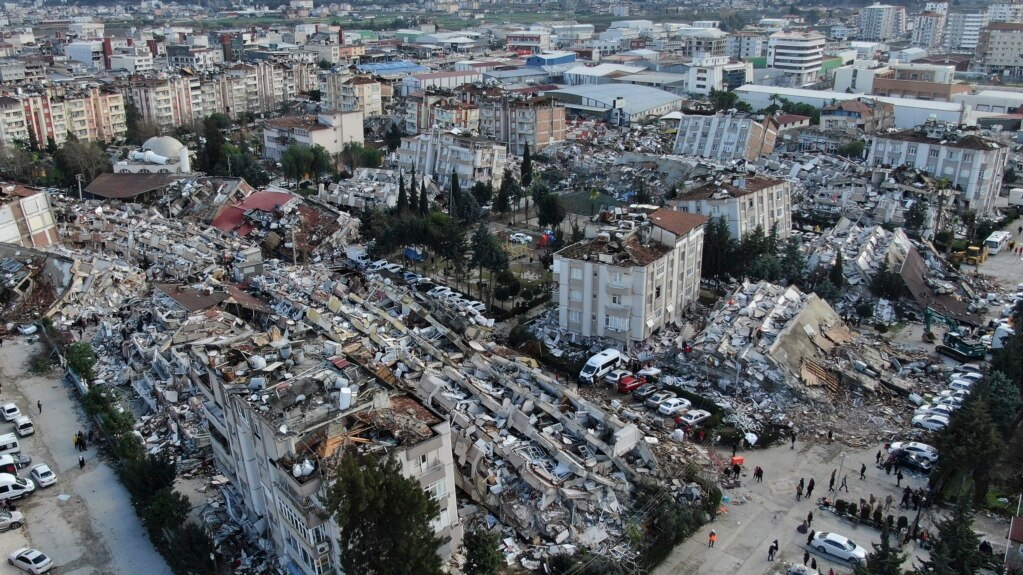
1010;188;1023;208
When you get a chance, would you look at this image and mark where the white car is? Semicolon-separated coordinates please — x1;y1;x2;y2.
953;363;983;374
604;369;632;386
7;548;52;574
29;464;56;488
1;403;21;422
951;372;983;383
0;509;23;532
509;232;532;244
811;532;868;564
428;287;454;298
912;413;950;431
948;380;974;392
658;397;693;416
913;404;957;419
15;324;37;336
382;263;403;273
676;409;712;427
367;259;389;271
888;441;939;462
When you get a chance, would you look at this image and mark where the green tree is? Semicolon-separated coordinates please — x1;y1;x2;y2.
317;58;333;70
837;141;866;158
385;123;403;151
54;139;111;187
495;168;515;213
207;112;232;130
933;391;1003;506
780;237;807;286
905;200;927;230
309;145;332;179
749;254;782;282
448;169;460;217
464;529;501;575
141;487;190;540
166;523;216;575
198;115;226;174
419;177;429;215
396;173;409;213
520;143;533;189
702;216;736;283
325;452;446;575
870;257;905;299
471;181;492;206
119;453;177;505
281;144;313;183
536;194;566;229
67;341;97;381
814;280;841;302
830;251;845;289
408;165;418;209
25;126;39;152
991;302;1023;390
981;371;1021;437
45;136;57;155
306;89;322;102
915;501;983;575
709;88;739;112
855;526;907;575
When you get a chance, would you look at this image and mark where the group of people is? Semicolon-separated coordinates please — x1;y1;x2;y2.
73;430;90;452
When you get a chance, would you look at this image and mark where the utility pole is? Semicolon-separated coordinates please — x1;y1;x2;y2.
75;173;84;200
291;223;298;264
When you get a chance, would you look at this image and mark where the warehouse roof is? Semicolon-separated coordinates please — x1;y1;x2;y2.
545;84;682;116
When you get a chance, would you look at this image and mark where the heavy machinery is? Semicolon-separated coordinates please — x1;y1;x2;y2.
965;245;988;266
923;307;987;361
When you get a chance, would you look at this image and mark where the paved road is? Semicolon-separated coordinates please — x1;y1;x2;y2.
0;337;171;575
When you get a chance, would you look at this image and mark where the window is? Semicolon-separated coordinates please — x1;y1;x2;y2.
928;149;939;158
570;267;582;280
604;315;628;332
424;480;448;501
655;286;662;299
569;289;582;302
568;310;582;323
611;294;622;305
611;271;624;283
963;153;973;161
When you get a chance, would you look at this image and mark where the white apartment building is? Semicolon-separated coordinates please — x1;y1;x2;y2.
673;113;777;162
977;23;1023;78
674;176;792;240
926;2;948;15
858;4;908;41
108;53;155;74
912;12;946;47
65;41;106;70
0;60;26;83
0;186;58;249
332;77;383;116
262;112;364;161
944;12;987;52
395;129;507;189
987;2;1023;23
14;85;126;147
728;33;767;59
553;208;707;342
767;31;826;85
867;118;1009;214
0;96;29;145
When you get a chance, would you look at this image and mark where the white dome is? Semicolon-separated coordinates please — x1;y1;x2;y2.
141;136;185;158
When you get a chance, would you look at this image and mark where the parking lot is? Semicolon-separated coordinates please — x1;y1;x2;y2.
0;337;170;575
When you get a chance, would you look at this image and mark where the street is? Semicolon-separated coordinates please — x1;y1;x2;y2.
0;337;171;575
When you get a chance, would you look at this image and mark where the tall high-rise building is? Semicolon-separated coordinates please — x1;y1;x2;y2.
913;11;946;47
858;4;908;41
987;2;1023;23
767;31;826;85
944;11;988;52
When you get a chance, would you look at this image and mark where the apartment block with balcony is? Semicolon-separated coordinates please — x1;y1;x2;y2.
858;4;908;41
553;208;706;342
867;117;1009;214
262;112;364;161
912;12;946;47
319;76;383;116
395;129;506;189
673;112;777;162
944;11;988;52
673;176;791;240
0;96;29;146
478;96;566;155
13;85;126;147
820;98;895;133
767;31;826;85
977;22;1023;78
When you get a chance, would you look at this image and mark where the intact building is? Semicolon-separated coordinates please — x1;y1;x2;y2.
674;176;791;240
673;113;777;162
867;118;1009;214
767;31;826;85
858;4;908;41
944;12;988;52
553;208;707;343
912;12;946;47
262;112;364;161
977;23;1023;78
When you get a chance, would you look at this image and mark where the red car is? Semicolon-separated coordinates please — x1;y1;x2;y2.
617;375;648;393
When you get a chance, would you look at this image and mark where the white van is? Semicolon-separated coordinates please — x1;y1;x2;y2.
579;348;624;383
0;473;34;501
0;433;20;456
12;417;33;438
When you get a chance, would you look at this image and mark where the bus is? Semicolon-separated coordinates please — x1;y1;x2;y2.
984;231;1012;255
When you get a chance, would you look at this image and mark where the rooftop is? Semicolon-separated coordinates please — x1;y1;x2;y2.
263;115;330;131
557;235;671;267
84;173;183;199
648;208;709;236
875;129;1004;150
681;177;786;201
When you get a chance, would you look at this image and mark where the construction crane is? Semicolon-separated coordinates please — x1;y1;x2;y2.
922;307;987;361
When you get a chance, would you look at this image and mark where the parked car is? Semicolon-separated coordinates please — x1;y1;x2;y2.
402;271;421;283
15;324;37;336
382;263;403;273
617;376;647;394
658;397;693;416
12;416;33;438
428;287;454;298
811;532;868;564
0;509;23;532
636;366;662;381
889;449;933;474
676;409;712;427
645;390;677;410
509;233;532;244
29;464;55;488
604;369;632;386
632;385;659;402
912;414;950;431
1;404;20;422
948;380;974;393
7;548;52;574
367;259;389;271
951;371;983;383
953;363;983;374
913;404;957;419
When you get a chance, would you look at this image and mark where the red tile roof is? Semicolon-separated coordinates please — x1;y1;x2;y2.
649;208;709;237
211;191;295;236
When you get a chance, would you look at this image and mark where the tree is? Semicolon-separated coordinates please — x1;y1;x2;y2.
317;59;333;70
281;144;313;183
408;165;418;210
419;177;429;215
464;529;501;575
814;280;841;302
870;257;905;299
536;194;566;229
933;391;1003;506
325;452;446;575
119;453;177;506
836;141;865;158
496;168;514;213
397;173;409;213
520;143;533;189
310;145;332;179
53;139;111;187
306;89;322;102
207;112;232;130
448;169;460;217
709;88;739;112
991;302;1023;391
198;115;226;174
124;101;148;145
24;126;39;152
385;123;403;151
45;136;57;155
141;487;190;540
67;342;97;381
749;254;782;282
341;142;383;170
981;371;1021;437
166;523;216;575
830;251;845;289
905;200;927;230
780;237;807;286
854;526;906;575
471;181;492;206
0;145;37;183
702;216;736;283
915;501;983;575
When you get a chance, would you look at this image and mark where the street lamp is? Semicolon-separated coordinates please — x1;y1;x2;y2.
75;173;84;201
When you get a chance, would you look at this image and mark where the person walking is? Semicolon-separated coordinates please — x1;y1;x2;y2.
840;474;849;492
807;529;815;546
36;400;41;413
860;463;867;480
708;530;717;548
885;494;894;510
829;469;836;492
803;550;810;566
796;483;803;501
912;492;921;511
827;429;833;443
806;478;815;498
807;510;814;527
791;429;797;449
901;487;911;508
78;456;85;470
876;450;882;464
768;540;778;561
896;470;904;487
811;558;818;572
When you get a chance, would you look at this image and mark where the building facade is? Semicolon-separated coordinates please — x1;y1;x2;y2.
395;129;507;189
943;12;987;52
673;113;778;162
727;32;767;59
867;118;1009;214
675;177;791;240
820;98;896;132
553;208;706;342
767;31;826;85
262;112;364;161
858;4;908;41
0;186;59;248
16;85;126;147
977;23;1023;78
478;96;567;155
912;12;946;47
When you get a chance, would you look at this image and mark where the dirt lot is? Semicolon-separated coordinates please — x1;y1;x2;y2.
0;336;171;575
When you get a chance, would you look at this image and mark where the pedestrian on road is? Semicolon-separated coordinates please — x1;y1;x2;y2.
768;540;778;561
811;558;817;571
840;474;849;492
791;429;797;449
885;494;893;510
869;493;876;508
829;469;836;491
807;511;814;527
796;483;803;501
803;550;810;566
806;478;815;498
901;488;911;508
876;450;882;464
807;529;815;546
860;463;867;480
896;470;904;486
912;492;921;511
732;463;741;479
36;400;41;413
827;429;833;443
78;456;85;469
708;530;717;548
